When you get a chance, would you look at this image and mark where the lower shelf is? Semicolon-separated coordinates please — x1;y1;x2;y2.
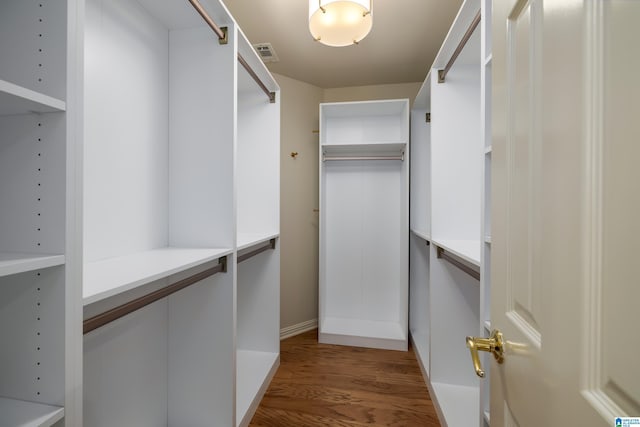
320;317;407;351
430;382;479;427
236;350;279;427
410;330;430;379
0;397;64;427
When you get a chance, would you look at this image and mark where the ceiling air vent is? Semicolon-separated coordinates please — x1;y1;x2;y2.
253;43;279;63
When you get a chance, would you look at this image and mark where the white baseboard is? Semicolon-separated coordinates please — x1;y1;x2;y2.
280;319;318;340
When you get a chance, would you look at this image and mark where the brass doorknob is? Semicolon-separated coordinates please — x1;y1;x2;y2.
466;329;504;378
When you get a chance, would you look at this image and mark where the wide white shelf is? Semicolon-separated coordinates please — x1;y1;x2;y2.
320;317;407;351
431;382;479;427
236;350;279;427
0;79;66;115
484;410;491;424
432;239;481;267
0;252;65;278
411;228;431;242
83;247;233;305
484;320;492;332
237;232;279;251
484;235;492;244
0;397;64;427
485;145;492;154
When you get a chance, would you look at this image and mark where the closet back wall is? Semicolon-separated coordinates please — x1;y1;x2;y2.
275;76;421;334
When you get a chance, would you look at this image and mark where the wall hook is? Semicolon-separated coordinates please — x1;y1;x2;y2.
290;152;299;159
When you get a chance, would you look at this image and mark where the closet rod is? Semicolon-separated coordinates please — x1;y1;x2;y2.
238;53;277;103
438;10;481;83
238;238;277;264
436;246;480;280
323;154;404;162
83;256;228;334
188;0;228;43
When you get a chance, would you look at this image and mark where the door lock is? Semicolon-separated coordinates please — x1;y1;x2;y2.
466;329;505;378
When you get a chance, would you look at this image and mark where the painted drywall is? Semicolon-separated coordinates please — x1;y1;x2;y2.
276;74;421;332
274;73;323;331
323;82;423;107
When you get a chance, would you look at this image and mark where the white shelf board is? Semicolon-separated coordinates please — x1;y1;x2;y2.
83;247;233;305
484;320;492;332
484;410;491;424
0;397;64;427
485;54;493;66
0;252;65;278
410;330;430;379
431;382;479;427
485;145;492;154
236;350;279;427
432;239;481;267
411;229;431;242
0;79;66;115
237;232;279;251
320;317;407;351
484;235;492;244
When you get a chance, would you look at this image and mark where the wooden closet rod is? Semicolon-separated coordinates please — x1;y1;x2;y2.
436;246;480;280
83;256;228;334
323;154;404;162
238;54;277;103
238;238;277;264
438;10;481;83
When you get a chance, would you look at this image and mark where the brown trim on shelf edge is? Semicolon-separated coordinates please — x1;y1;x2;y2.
237;238;277;264
436;245;480;280
83;256;228;334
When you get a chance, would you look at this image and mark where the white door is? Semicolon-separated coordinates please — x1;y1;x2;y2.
488;0;640;426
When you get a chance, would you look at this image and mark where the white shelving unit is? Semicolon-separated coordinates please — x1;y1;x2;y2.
409;1;491;426
319;99;409;351
81;0;280;426
235;28;281;427
0;1;80;425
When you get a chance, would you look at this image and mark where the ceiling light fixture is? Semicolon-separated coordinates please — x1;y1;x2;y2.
309;0;373;47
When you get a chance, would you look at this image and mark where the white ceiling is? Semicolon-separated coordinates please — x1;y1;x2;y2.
224;0;464;89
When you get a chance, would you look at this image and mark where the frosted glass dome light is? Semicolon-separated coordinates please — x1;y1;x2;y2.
309;0;373;47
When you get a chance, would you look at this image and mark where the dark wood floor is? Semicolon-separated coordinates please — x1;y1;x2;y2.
249;330;441;426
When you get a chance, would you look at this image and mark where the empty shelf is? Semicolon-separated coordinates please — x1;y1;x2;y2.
236;350;279;427
0;79;66;115
83;247;232;305
0;397;64;427
484;320;492;332
320;317;407;351
237;232;279;251
431;382;479;427
432;239;481;267
411;229;431;242
0;252;65;278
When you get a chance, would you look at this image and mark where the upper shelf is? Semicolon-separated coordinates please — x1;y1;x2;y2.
432;239;481;267
0;252;65;278
411;229;431;242
83;247;233;305
0;79;66;116
237;232;279;251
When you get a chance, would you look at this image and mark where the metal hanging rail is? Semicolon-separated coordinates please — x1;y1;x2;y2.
83;256;228;334
438;10;481;83
237;54;277;103
436;246;480;280
238;238;277;264
323;154;405;162
187;0;276;103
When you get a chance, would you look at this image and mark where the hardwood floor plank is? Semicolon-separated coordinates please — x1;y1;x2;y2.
249;329;440;427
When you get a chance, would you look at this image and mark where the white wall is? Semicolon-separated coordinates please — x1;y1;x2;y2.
276;75;421;332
